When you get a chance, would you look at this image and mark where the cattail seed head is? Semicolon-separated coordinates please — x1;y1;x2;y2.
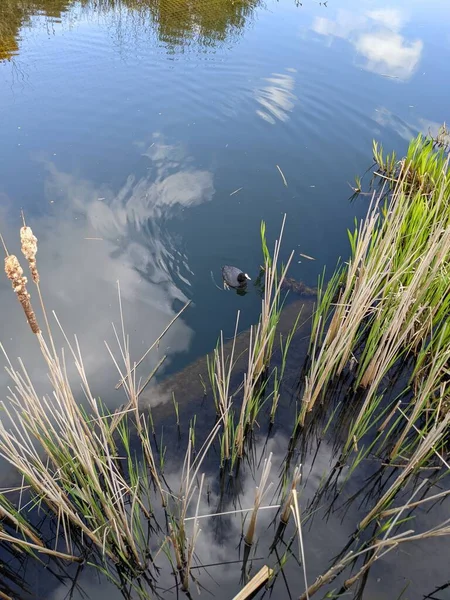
20;226;39;284
5;254;40;334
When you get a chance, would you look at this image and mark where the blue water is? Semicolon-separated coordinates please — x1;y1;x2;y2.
0;0;449;598
1;0;449;388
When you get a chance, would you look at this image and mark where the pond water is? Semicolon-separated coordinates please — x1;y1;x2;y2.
0;0;449;599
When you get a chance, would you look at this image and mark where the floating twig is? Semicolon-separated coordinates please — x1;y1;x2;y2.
276;164;288;187
299;253;315;261
232;565;273;600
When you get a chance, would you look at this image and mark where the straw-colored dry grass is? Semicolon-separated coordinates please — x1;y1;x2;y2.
244;452;273;547
0;224;178;591
297;134;450;465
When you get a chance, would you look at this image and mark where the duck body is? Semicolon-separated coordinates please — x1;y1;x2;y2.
221;265;251;289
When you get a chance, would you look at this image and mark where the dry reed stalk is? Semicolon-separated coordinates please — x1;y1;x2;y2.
380;488;450;518
390;345;450;459
359;408;450;529
182;473;205;591
349;211;450;442
233;565;273;600
280;464;301;524
115;299;191;390
4;255;40;334
311;180;403;379
168;522;184;572
0;330;149;565
0;223;206;583
298;480;450;599
180;418;227;519
0;500;43;547
325;190;384;349
291;490;309;600
276;164;288;187
104;283;167;507
301;159;448;428
258;215;294;375
334;481;446;594
377;400;402;433
140;415;166;507
395;406;450;469
244;453;273;546
0;531;81;562
137;354;167;396
184;504;280;522
168;420;225;589
360;226;450;389
298;192;386;421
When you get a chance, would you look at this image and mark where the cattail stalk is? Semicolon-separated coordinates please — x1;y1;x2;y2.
4;255;40;334
20;225;39;284
20;218;57;359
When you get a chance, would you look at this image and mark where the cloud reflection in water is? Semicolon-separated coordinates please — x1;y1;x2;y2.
355;31;423;79
47;431;348;600
0;134;214;405
254;69;297;124
312;8;423;80
372;106;448;144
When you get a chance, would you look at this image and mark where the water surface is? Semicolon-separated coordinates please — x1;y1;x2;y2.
0;0;449;598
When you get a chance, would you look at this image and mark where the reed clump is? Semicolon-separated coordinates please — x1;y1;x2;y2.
0;221;185;594
206;215;299;468
164;420;222;592
297;133;450;464
233;216;295;461
207;312;240;463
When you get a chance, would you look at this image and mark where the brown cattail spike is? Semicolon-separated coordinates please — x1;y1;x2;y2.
20;226;39;284
5;255;40;334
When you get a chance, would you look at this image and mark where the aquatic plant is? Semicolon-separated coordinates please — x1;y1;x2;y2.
258;216;294;376
297;133;450;464
234;217;295;457
0;224;183;594
1;132;449;599
207;312;240;462
299;475;450;599
206;215;298;467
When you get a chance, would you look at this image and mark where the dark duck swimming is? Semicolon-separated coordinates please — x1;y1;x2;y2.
221;265;251;289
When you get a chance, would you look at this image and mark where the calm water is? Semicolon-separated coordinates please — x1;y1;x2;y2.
1;0;450;598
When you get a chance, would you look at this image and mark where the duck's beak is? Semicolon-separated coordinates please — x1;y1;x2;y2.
245;273;251;280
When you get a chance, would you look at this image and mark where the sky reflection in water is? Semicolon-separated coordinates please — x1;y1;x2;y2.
0;0;450;598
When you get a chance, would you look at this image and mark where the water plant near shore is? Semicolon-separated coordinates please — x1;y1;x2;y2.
297;134;450;456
